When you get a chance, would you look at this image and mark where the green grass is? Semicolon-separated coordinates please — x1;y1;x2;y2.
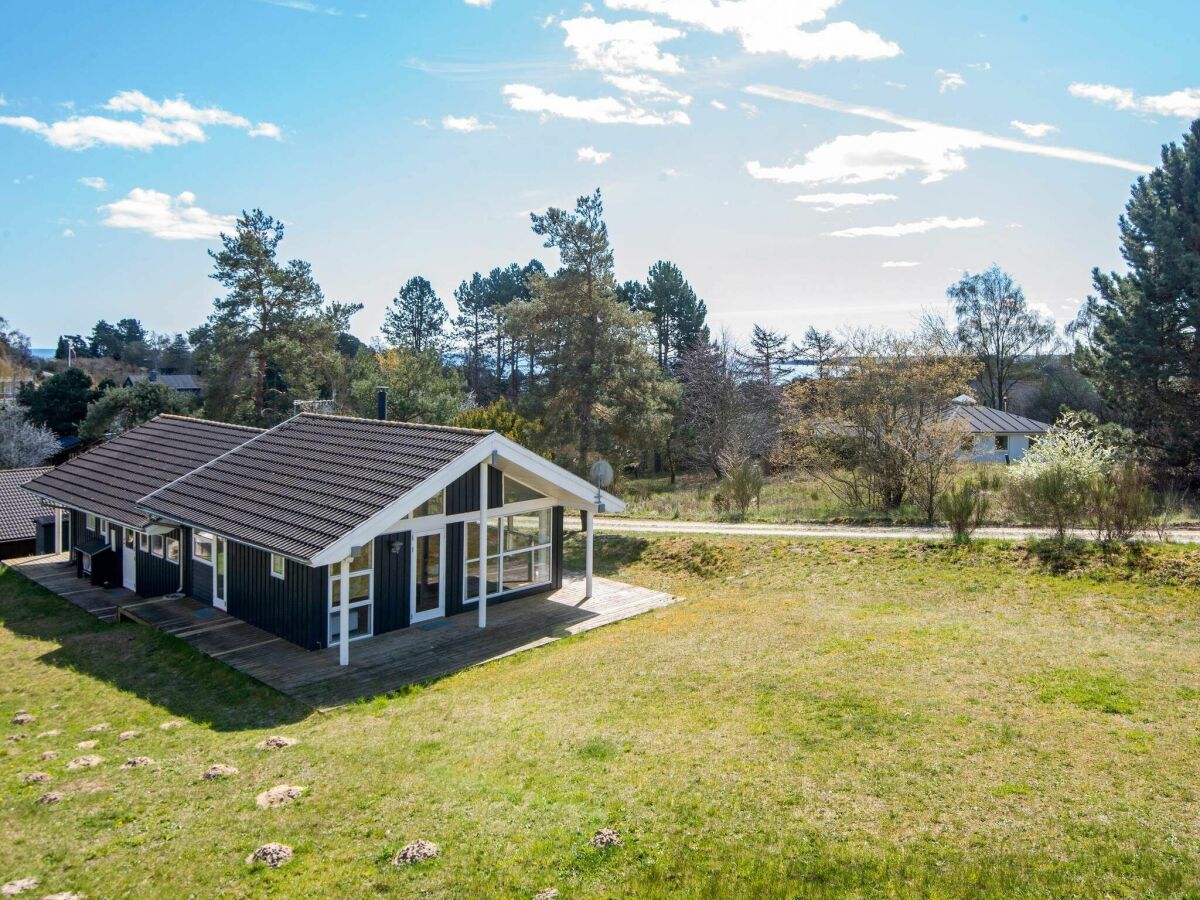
614;469;1200;527
3;535;1200;897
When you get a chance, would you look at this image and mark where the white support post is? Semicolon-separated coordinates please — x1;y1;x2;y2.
338;556;350;666
584;509;594;599
53;509;63;555
478;461;488;628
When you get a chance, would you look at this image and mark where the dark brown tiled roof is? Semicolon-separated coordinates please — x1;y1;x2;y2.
23;416;263;529
947;402;1051;435
138;413;489;561
0;466;53;543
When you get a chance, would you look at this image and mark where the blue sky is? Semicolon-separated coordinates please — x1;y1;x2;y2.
2;0;1198;348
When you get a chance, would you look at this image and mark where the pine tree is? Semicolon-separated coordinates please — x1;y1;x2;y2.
381;276;448;354
620;261;709;370
1077;120;1200;483
736;324;791;385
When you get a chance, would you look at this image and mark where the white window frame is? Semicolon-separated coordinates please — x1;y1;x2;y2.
192;531;215;564
86;513;97;532
151;533;164;558
327;543;374;645
503;472;546;505
405;489;446;520
464;504;554;605
164;532;180;565
270;553;286;580
138;531;150;553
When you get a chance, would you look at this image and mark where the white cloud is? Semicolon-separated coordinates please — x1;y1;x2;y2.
794;191;897;211
827;216;985;238
881;260;920;267
605;0;900;63
661;167;683;177
604;74;691;104
744;85;1148;187
710;99;728;110
577;145;613;164
99;188;236;241
1069;82;1200;119
562;16;684;74
464;0;492;5
503;84;690;125
966;62;991;71
936;69;965;93
248;122;283;139
62;228;75;238
1010;120;1058;138
259;0;343;13
739;101;758;117
0;91;280;150
78;176;109;191
442;114;495;132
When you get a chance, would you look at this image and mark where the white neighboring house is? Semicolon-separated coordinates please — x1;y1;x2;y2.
947;395;1051;463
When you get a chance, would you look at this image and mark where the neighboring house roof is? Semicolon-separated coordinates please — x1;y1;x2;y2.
23;416;264;529
947;401;1051;435
138;413;490;561
0;466;53;543
125;374;203;391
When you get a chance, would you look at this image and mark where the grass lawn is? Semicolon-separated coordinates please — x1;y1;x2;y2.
3;536;1200;897
615;469;1200;528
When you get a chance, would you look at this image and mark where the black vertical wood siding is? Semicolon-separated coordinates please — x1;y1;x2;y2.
191;559;214;604
445;521;465;616
446;464;504;515
226;541;326;650
135;526;187;598
373;531;410;634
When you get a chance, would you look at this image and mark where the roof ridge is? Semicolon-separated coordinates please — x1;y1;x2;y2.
156;414;265;433
296;411;492;436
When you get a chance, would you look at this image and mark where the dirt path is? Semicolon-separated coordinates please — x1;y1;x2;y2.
595;517;1200;544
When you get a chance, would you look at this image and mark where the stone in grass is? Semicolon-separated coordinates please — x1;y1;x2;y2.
37;791;64;805
84;723;109;734
0;875;37;895
118;731;139;742
158;720;183;731
36;731;61;739
392;840;439;866
22;772;51;785
255;785;304;809
66;756;102;770
75;740;98;750
246;843;293;868
533;889;560;900
255;736;296;751
10;714;35;726
202;764;239;780
589;827;623;849
39;751;57;762
43;893;84;900
119;757;154;770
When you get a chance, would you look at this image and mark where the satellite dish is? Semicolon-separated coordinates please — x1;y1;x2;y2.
589;459;614;489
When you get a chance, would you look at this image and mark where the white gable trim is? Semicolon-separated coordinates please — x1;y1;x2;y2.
308;433;623;568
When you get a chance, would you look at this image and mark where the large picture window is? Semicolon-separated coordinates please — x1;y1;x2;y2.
329;542;373;645
465;508;552;603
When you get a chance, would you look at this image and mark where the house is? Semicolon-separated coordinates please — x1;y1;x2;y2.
123;371;203;396
0;466;68;559
947;395;1051;463
23;410;622;666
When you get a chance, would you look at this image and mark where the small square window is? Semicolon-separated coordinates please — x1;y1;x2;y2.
270;553;286;580
138;532;149;553
165;535;180;564
86;514;96;531
994;435;1009;452
151;534;164;557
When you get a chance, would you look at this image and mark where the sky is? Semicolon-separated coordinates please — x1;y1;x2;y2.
2;0;1198;349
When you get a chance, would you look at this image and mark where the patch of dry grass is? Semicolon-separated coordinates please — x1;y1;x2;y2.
2;536;1200;897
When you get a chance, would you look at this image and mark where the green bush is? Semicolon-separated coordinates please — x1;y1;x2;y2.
1008;418;1114;539
937;479;990;544
1087;459;1153;544
716;459;765;521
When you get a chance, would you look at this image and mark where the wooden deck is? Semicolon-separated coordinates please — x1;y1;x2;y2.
7;553;676;710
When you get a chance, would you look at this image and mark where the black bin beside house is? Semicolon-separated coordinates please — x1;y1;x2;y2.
23;411;621;667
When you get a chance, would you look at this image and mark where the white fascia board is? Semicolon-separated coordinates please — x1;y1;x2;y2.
491;434;625;513
309;434;502;567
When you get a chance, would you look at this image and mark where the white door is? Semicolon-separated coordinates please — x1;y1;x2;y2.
214;537;228;611
122;529;136;591
410;529;444;624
